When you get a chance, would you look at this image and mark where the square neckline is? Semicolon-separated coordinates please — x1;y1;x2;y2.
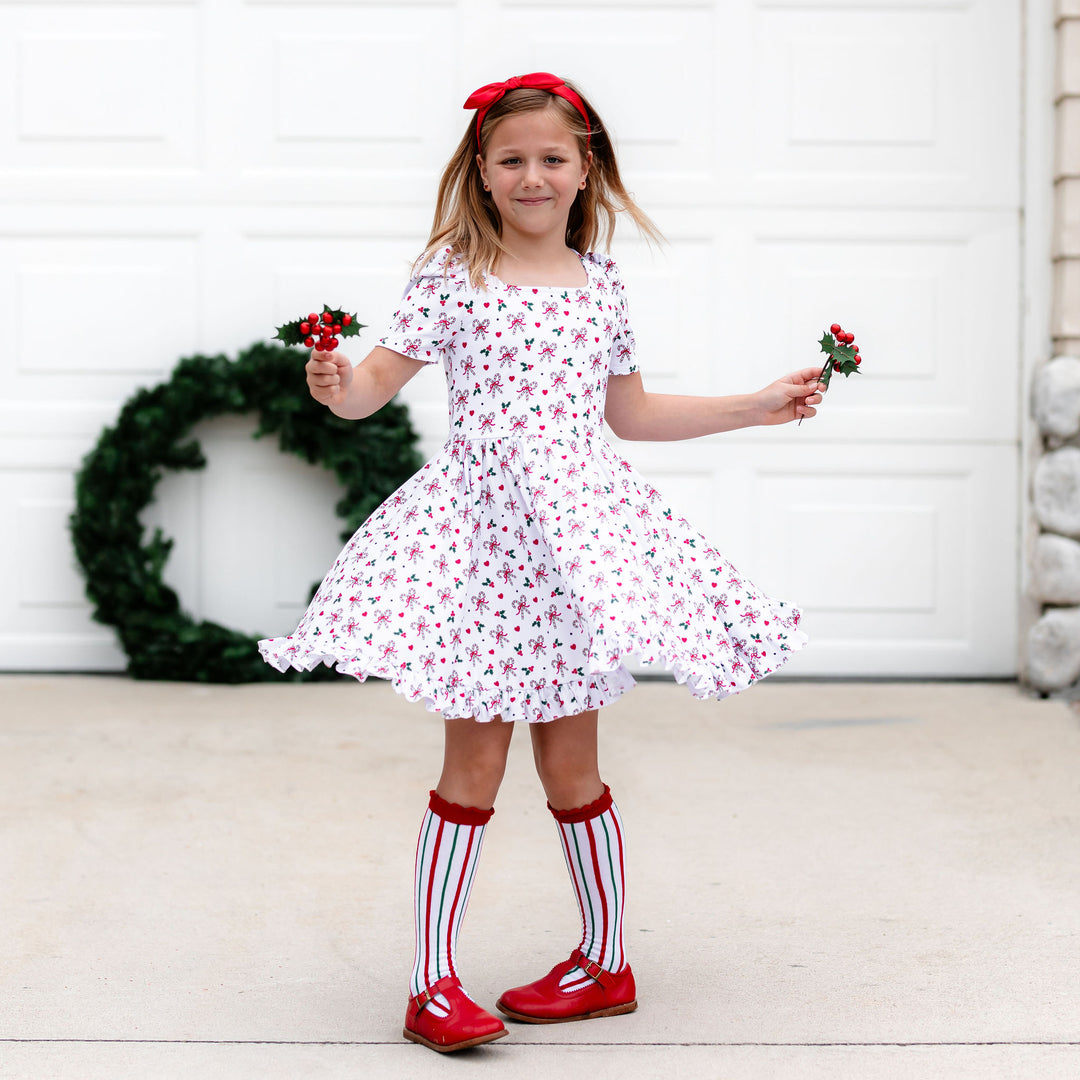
483;251;591;292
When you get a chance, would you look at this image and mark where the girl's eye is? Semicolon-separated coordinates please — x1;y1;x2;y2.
497;156;566;166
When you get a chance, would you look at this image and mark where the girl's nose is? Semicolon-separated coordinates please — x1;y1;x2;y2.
522;161;543;187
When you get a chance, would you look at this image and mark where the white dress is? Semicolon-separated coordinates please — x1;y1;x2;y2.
258;249;807;722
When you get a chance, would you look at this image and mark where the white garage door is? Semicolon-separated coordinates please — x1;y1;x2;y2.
0;0;1020;676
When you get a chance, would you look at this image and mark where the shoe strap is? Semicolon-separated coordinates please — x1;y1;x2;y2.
411;974;460;1012
571;948;615;988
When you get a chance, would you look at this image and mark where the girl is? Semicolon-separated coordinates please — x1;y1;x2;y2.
259;72;822;1054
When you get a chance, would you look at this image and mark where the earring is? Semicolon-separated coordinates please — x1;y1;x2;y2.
483;184;490;191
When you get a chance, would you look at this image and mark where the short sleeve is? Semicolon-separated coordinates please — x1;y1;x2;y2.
603;258;638;376
379;249;459;363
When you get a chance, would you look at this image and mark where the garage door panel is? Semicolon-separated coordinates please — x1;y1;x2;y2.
762;443;1015;676
0;5;199;174
0;233;201;410
0;468;122;670
203;4;460;205
605;233;715;391
751;3;1019;208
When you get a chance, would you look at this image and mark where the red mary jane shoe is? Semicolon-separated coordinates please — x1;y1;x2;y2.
496;949;637;1024
403;975;508;1053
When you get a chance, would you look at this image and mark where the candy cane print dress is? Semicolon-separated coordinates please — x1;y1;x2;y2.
258;248;807;723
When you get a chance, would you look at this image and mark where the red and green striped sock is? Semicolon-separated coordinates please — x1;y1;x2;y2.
410;790;493;1016
550;784;628;991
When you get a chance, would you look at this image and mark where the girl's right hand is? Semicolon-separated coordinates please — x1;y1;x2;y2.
306;348;353;406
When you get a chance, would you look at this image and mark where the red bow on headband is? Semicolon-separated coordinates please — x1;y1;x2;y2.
463;72;591;149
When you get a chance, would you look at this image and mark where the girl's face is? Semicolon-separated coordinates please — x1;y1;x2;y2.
477;107;591;246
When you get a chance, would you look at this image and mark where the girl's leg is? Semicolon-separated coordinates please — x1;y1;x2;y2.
497;709;635;1023
437;714;515;808
529;708;604;811
405;717;513;1053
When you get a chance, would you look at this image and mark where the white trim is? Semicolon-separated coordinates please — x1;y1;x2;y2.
1020;0;1058;677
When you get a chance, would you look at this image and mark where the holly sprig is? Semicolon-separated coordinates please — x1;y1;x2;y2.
799;323;863;426
274;305;364;352
817;323;862;388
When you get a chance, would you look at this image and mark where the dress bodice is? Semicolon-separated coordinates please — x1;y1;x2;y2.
381;250;638;441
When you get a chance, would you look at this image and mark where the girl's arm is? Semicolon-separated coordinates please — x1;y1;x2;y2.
307;345;429;420
603;368;826;441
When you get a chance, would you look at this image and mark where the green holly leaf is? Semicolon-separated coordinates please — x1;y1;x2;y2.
273;320;309;347
818;333;857;365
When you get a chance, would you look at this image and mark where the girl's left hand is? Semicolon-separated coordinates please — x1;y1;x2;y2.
753;368;826;425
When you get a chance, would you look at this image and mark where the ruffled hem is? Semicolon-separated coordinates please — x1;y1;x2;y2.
257;617;808;724
258;635;635;723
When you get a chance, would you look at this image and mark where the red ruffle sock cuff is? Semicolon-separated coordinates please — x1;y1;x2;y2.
428;789;495;827
547;783;612;823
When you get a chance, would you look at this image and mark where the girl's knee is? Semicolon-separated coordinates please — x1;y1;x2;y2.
461;742;510;786
535;752;599;789
438;719;513;807
532;744;602;808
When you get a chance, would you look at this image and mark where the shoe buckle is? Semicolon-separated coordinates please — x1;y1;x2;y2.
414;987;434;1009
579;957;603;981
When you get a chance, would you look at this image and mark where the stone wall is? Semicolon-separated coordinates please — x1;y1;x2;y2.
1027;0;1080;692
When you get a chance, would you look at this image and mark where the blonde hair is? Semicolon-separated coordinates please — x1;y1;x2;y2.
417;81;663;286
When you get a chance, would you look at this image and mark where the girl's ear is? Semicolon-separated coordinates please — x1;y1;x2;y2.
579;148;593;189
476;152;489;191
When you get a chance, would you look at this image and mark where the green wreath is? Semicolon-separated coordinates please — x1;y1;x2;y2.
70;341;423;682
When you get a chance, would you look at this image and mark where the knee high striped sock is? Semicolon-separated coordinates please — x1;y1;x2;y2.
410;790;493;1017
550;784;628;991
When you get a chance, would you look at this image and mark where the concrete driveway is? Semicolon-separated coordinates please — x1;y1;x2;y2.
2;676;1078;1079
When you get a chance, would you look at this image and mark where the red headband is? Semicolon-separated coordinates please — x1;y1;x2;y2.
463;72;591;150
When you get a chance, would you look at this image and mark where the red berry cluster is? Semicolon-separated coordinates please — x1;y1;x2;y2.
828;323;861;372
273;305;362;351
301;311;352;352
